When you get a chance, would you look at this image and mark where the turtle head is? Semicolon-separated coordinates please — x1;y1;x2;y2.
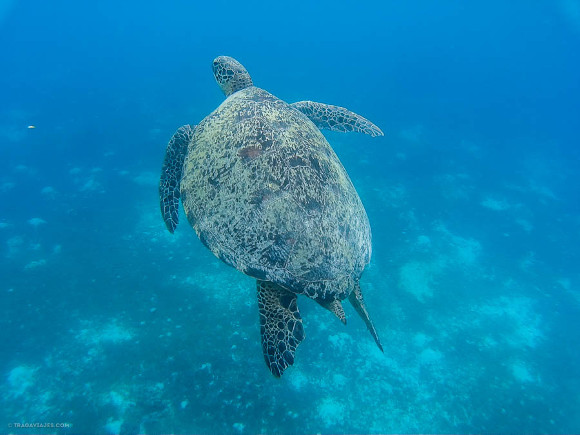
212;56;253;97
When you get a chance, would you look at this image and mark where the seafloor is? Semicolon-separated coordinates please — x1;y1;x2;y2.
1;113;578;434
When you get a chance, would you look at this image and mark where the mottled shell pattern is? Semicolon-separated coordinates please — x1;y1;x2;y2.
180;60;371;302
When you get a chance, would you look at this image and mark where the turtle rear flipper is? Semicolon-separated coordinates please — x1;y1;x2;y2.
257;280;305;377
348;282;383;352
290;101;384;137
317;298;347;324
159;124;195;233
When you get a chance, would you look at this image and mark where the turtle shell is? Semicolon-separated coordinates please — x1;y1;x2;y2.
180;86;371;301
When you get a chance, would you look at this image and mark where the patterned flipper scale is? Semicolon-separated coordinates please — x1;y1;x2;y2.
159;124;195;233
257;280;305;377
291;101;384;137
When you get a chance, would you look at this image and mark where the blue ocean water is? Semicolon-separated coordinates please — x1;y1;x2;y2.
1;0;579;433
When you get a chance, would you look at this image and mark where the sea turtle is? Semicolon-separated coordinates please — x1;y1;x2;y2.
159;56;384;377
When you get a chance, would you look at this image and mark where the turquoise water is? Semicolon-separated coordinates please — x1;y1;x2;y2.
1;1;579;434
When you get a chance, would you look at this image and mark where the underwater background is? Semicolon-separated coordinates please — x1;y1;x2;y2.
1;1;579;434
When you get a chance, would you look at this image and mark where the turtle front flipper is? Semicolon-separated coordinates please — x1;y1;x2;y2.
257;280;305;377
348;282;383;352
290;101;384;137
159;124;195;233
